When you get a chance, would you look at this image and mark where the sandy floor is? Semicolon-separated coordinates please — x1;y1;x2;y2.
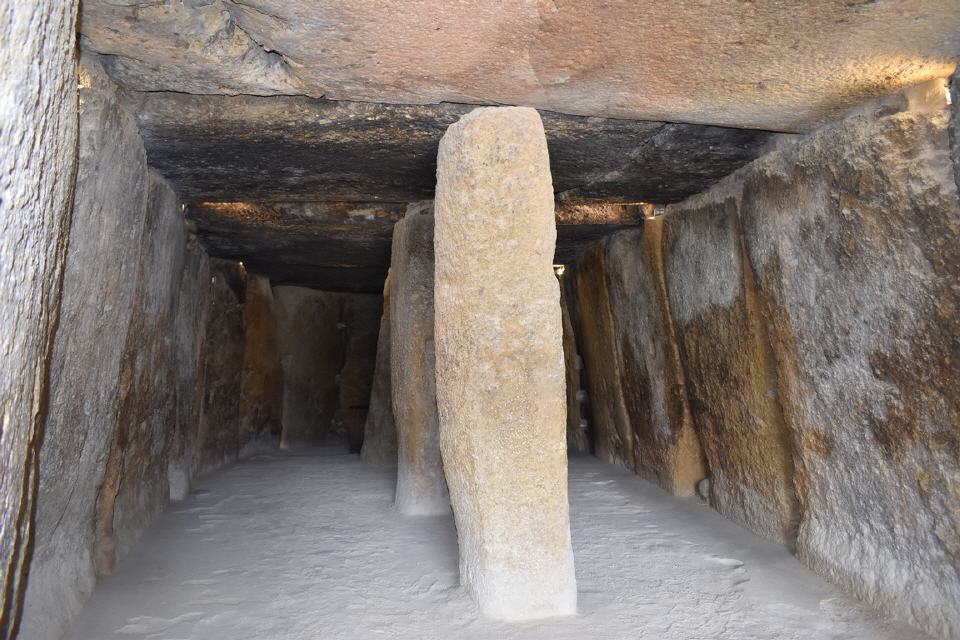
65;449;929;640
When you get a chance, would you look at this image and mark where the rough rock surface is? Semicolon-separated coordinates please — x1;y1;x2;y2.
18;54;132;640
567;222;707;495
390;205;449;516
80;0;960;131
136;92;772;204
666;96;960;638
434;108;576;620
0;3;78;635
336;294;383;453
360;274;398;466
93;173;188;576
238;274;283;451
273;287;346;447
662;202;799;543
194;260;246;473
559;280;588;453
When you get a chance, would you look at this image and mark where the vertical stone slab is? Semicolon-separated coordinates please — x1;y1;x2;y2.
605;223;707;495
736;107;960;639
238;274;284;452
434;107;576;620
194;259;246;472
360;273;398;465
0;3;78;635
273;287;345;447
558;278;588;453
20;53;131;640
661;201;798;544
337;293;383;453
390;203;449;515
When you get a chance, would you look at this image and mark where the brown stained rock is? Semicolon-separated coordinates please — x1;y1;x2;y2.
0;3;78;635
360;273;398;466
80;0;959;131
390;204;449;515
272;287;346;447
92;173;189;575
336;294;383;454
238;274;284;452
195;259;246;472
13;49;108;640
567;244;633;467
729;106;959;639
168;237;211;496
559;279;588;454
569;221;707;495
662;202;798;544
434;107;576;620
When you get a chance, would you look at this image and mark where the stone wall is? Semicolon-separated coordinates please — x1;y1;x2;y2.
360;273;397;465
19;57;249;640
239;274;283;452
566;222;706;496
662;96;960;638
0;3;79;635
273;286;382;448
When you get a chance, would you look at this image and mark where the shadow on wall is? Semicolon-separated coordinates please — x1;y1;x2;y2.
272;286;382;451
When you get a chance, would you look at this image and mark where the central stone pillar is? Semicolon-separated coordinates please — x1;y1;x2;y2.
433;107;577;621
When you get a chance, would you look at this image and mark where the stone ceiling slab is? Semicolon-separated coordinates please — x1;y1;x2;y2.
188;202;643;292
82;0;959;131
135;92;773;204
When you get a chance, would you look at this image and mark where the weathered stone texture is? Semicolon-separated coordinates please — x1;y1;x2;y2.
81;0;959;131
558;280;588;453
434;108;576;620
195;260;246;472
239;274;283;452
17;53;127;640
662;202;798;543
273;287;346;447
666;100;960;638
93;173;187;575
951;70;959;193
567;221;707;495
390;205;449;515
337;294;383;453
0;3;78;635
360;273;397;466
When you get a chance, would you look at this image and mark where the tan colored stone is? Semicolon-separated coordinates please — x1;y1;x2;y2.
662;202;798;543
434;107;576;620
669;96;960;639
80;0;959;132
390;203;449;515
361;273;398;466
239;274;284;452
566;221;707;495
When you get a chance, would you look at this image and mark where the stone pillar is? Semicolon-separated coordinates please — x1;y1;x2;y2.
390;202;450;515
433;107;577;621
361;272;398;465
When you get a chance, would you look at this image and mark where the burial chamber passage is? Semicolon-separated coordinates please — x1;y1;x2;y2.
2;1;960;639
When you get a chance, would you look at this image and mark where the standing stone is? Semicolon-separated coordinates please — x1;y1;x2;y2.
337;294;383;453
434;107;576;620
361;272;398;465
0;4;78;634
390;202;449;515
238;273;284;452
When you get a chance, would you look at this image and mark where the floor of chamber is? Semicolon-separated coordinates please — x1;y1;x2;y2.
64;449;927;640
